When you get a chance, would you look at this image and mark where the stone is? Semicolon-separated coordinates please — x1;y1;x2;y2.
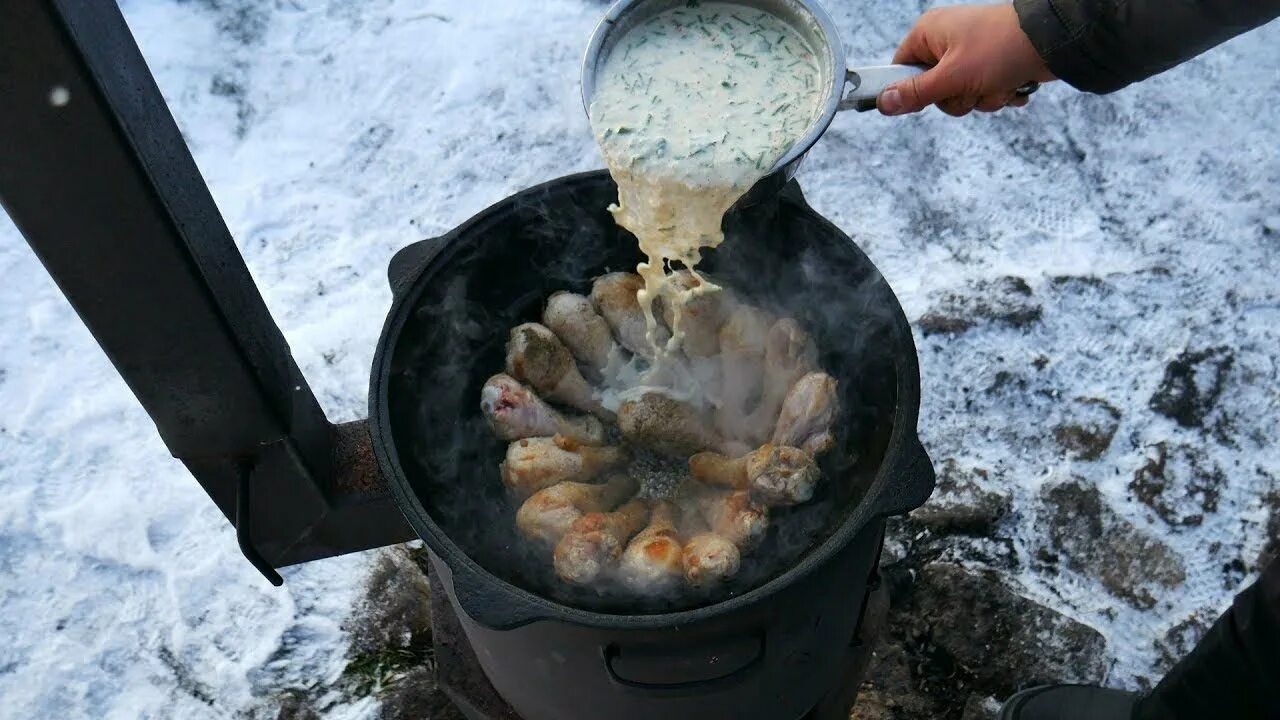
910;459;1012;535
1257;488;1280;569
913;564;1109;691
1154;611;1215;671
918;276;1043;336
1043;479;1186;609
1052;397;1121;460
961;695;1003;720
1148;347;1234;429
1129;442;1224;527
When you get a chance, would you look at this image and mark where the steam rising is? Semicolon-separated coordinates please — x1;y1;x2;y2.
386;176;900;614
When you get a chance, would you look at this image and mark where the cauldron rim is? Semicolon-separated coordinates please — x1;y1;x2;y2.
369;170;933;629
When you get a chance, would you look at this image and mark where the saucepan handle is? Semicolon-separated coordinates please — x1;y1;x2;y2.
840;64;1040;113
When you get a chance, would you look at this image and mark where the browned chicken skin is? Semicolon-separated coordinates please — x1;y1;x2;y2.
481;374;605;445
554;498;650;585
515;475;639;547
618;500;685;594
772;371;839;457
695;488;769;550
543;291;620;375
689;443;820;506
681;531;741;587
617;390;723;458
500;436;627;497
506;323;612;420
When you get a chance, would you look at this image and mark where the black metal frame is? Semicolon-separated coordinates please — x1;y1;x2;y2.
0;0;414;580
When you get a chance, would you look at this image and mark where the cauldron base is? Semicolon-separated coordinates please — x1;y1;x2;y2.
428;566;888;720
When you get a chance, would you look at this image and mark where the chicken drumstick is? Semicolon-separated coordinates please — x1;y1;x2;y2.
689;443;820;507
543;291;620;376
554;498;650;585
506;323;612;420
772;371;839;457
591;272;670;358
618;500;685;594
500;435;627;497
481;374;605;445
515;474;639;547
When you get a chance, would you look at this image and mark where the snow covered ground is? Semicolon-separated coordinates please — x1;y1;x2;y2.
0;0;1277;717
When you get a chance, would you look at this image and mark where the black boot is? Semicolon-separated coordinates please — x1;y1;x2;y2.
998;685;1138;719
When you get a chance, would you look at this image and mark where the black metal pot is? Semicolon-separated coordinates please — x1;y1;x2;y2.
368;171;933;720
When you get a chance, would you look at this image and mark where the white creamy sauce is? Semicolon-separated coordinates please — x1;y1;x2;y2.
589;2;824;367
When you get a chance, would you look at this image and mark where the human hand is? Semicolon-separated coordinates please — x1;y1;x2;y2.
878;4;1056;117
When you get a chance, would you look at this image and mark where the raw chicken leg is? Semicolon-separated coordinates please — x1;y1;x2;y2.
715;303;772;442
516;474;638;546
772;372;839;457
689;443;820;506
744;318;818;444
681;531;741;587
554;498;649;585
481;374;605;445
591;272;669;358
506;323;612;420
543;292;620;375
618;500;684;594
617;390;723;458
500;436;627;497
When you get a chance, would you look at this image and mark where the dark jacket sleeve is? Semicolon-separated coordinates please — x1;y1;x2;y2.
1013;0;1280;94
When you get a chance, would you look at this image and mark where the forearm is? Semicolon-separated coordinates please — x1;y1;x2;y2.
1015;0;1280;94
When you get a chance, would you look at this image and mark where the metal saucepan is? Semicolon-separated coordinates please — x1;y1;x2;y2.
581;0;1038;203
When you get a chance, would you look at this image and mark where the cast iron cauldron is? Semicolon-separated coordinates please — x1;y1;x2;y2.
368;170;934;720
2;9;932;718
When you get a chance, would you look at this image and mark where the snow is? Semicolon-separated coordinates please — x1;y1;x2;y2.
0;0;1277;716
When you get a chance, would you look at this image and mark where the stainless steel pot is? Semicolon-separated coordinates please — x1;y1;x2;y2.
581;0;1037;203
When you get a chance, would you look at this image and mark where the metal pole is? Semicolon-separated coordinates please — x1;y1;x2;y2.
0;0;413;577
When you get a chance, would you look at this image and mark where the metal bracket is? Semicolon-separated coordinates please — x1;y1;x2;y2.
236;459;284;586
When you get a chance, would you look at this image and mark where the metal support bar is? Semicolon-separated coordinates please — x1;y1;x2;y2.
0;0;414;572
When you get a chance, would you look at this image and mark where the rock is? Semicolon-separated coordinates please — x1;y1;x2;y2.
379;666;467;720
910;459;1012;535
1052;398;1121;460
1043;479;1186;609
961;694;1002;720
1129;442;1224;527
1148;347;1234;429
913;564;1109;690
918;277;1042;336
346;547;432;659
1258;490;1280;569
1154;611;1215;671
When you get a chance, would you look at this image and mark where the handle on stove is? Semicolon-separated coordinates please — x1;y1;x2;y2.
604;632;765;690
866;434;935;519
